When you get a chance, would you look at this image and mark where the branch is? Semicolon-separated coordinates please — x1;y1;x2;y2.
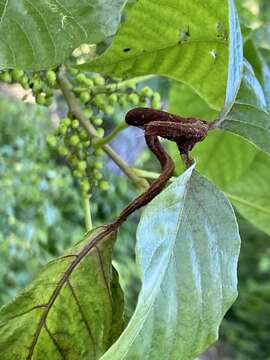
57;68;149;190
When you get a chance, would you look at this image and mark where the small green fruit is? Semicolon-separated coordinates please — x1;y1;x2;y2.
70;135;80;146
99;181;110;191
93;75;105;86
80;91;90;104
71;119;80;129
46;70;56;86
11;69;24;81
77;161;87;171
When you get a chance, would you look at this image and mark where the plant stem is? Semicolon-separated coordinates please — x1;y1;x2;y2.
133;167;176;182
94;122;128;147
82;194;92;231
57;67;149;190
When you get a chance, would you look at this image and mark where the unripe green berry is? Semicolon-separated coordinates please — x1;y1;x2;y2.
77;161;87;171
94;161;103;169
93;75;105;86
93;148;103;156
46;70;56;86
84;78;94;89
94;170;103;180
58;124;68;135
92;94;106;108
153;92;161;102
80;180;90;193
11;69;24;81
96;128;105;138
108;93;118;104
58;146;69;156
47;135;58;148
80;91;90;104
0;71;12;83
70;134;80;146
76;73;88;85
128;93;140;105
104;105;114;116
44;97;53;107
36;94;46;105
152;99;160;109
73;170;83;178
83;108;93;118
79;129;88;140
20;75;29;89
141;86;153;97
99;181;110;191
62;117;72;127
71;119;80;129
92;117;103;126
32;79;43;93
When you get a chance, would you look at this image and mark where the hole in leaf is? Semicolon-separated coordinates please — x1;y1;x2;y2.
123;48;131;52
179;26;190;42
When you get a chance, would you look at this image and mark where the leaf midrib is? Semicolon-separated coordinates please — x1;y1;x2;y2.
26;225;114;360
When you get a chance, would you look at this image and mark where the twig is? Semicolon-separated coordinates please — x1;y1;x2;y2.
93;122;128;148
57;67;149;190
82;194;92;231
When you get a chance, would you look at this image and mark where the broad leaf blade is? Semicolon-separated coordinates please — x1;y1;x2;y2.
193;131;270;235
221;60;270;154
79;0;231;110
101;166;241;359
0;226;124;359
0;1;126;70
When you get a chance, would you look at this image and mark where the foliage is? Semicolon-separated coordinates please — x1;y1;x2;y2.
0;0;269;359
0;96;84;306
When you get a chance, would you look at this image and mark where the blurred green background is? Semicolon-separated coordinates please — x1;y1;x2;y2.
0;0;270;359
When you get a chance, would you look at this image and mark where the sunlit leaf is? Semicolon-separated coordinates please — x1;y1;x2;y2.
79;0;234;110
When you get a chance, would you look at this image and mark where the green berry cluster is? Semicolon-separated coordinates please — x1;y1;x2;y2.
47;116;109;196
69;69;162;111
0;68;57;107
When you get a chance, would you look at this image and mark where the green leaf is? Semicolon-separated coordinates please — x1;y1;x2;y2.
169;81;218;121
0;1;126;70
222;0;243;116
79;0;233;110
220;60;270;154
101;165;241;359
193;131;270;235
0;226;124;359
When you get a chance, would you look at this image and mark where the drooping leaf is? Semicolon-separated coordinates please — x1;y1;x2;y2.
101;165;241;360
0;226;124;359
192;131;270;236
79;0;235;111
220;60;270;154
0;1;126;70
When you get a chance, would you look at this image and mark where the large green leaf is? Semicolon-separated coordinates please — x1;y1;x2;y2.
220;60;270;154
79;0;235;110
193;131;270;235
101;165;241;359
0;1;126;70
0;226;124;359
